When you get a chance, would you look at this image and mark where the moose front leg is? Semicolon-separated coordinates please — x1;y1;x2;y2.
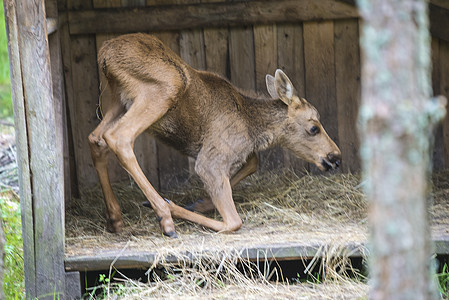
185;153;258;213
167;175;242;233
157;154;243;233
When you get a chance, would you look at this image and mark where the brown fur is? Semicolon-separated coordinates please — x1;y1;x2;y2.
89;33;341;236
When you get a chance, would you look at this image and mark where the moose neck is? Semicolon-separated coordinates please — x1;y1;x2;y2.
238;92;289;152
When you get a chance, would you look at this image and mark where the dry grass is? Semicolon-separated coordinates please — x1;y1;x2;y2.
66;171;368;255
67;170;371;298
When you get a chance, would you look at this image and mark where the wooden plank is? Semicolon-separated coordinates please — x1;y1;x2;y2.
66;0;102;189
13;0;66;297
65;242;366;271
303;21;338;163
276;24;309;173
334;19;361;173
68;0;359;35
254;24;284;171
431;0;449;10
204;27;229;77
429;4;449;42
431;38;444;170
59;0;80;198
65;271;81;299
229;26;256;91
3;0;36;296
46;0;73;205
440;40;449;168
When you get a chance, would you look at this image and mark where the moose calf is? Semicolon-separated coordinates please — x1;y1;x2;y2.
89;33;341;237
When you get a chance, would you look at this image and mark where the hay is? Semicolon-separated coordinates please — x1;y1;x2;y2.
65;171;368;255
67;170;371;298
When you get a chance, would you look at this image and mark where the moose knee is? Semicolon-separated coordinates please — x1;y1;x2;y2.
104;131;135;161
224;218;242;232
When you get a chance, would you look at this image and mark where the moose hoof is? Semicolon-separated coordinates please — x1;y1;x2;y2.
184;198;215;213
163;231;178;238
106;218;123;233
142;201;151;208
156;215;177;238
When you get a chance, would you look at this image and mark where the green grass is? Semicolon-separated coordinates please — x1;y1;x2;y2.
1;191;25;299
0;3;12;120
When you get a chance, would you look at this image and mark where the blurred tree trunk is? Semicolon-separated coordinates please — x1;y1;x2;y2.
357;0;446;299
0;216;3;300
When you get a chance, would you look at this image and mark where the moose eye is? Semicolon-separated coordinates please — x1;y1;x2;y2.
309;126;320;136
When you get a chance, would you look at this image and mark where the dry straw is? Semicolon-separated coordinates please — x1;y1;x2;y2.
66;169;449;298
67;170;373;298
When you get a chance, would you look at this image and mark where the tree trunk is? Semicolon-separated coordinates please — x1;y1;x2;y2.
356;0;447;299
0;216;4;300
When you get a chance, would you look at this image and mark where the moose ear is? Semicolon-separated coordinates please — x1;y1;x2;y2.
274;69;297;106
265;74;278;99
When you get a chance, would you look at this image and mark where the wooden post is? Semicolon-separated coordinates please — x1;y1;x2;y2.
3;0;66;298
357;0;446;298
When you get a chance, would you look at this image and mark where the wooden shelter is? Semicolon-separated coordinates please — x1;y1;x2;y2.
3;0;449;298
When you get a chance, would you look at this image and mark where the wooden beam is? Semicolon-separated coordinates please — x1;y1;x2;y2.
336;0;449;42
5;0;66;297
67;0;358;35
3;0;36;296
429;3;449;42
65;242;366;271
430;0;449;11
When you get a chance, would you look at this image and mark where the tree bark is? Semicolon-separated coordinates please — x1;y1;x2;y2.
357;0;447;299
0;216;4;300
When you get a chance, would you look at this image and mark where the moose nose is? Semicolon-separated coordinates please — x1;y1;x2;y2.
327;152;341;168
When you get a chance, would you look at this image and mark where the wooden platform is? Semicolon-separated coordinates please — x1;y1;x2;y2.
64;226;449;272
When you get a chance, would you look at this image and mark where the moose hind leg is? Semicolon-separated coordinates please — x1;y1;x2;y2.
103;91;177;237
89;125;123;232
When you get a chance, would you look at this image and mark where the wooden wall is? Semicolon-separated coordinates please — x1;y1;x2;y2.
59;0;449;193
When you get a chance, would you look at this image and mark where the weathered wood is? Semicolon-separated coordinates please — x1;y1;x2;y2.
254;24;284;171
65;271;81;298
9;0;66;297
65;241;366;272
431;0;449;10
337;0;449;42
204;27;229;77
46;0;72;206
68;0;358;35
357;0;445;298
303;21;338;173
431;38;445;169
276;23;309;173
59;1;80;199
3;0;36;295
229;26;256;91
429;4;449;42
65;0;102;189
441;40;449;167
334;19;361;173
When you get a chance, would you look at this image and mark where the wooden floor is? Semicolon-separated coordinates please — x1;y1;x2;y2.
64;225;449;272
